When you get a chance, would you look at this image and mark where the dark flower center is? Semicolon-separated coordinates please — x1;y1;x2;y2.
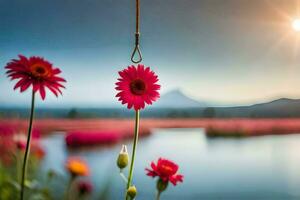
130;79;147;95
31;64;49;77
35;66;46;74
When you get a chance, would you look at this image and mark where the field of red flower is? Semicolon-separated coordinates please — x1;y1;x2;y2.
2;118;300;139
66;131;122;147
204;119;300;137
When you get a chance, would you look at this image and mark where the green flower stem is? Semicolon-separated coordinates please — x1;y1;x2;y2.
20;90;35;200
78;194;88;200
65;175;76;200
16;151;21;182
156;191;161;200
125;110;140;200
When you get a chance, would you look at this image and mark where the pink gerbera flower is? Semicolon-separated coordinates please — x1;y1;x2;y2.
115;64;160;110
5;55;66;100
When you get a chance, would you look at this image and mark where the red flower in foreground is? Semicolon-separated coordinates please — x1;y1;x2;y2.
5;55;66;100
115;64;160;110
146;158;183;186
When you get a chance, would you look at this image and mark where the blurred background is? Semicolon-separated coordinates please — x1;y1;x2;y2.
1;0;300;199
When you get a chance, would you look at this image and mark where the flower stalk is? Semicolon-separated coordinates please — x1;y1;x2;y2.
156;191;161;200
120;171;128;184
125;110;140;200
20;90;35;200
156;179;168;200
65;175;76;200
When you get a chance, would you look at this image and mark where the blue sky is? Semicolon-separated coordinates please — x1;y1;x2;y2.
1;0;300;107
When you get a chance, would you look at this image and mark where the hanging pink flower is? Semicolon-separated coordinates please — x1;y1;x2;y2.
5;55;66;100
115;64;160;110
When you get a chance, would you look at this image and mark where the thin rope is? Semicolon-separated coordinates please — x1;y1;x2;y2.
136;0;140;33
131;0;142;64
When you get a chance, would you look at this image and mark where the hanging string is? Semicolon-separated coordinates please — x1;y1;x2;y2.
131;0;142;63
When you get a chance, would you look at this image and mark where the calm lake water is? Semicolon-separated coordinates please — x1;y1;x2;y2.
40;129;300;200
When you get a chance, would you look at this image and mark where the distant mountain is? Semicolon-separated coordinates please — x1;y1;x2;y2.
250;98;300;116
252;98;300;109
2;91;300;118
213;98;300;118
153;89;208;108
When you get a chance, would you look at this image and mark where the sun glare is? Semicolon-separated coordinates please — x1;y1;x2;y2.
292;19;300;31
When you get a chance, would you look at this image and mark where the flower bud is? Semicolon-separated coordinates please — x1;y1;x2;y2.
156;178;168;192
127;185;137;199
117;145;129;169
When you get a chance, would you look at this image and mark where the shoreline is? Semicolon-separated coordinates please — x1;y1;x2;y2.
1;118;300;137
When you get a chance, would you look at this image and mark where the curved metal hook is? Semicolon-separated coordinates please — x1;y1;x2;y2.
131;45;142;64
131;32;142;64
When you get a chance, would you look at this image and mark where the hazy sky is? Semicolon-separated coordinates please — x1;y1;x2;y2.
1;0;300;107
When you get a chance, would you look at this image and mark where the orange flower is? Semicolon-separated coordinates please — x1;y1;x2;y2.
65;157;90;177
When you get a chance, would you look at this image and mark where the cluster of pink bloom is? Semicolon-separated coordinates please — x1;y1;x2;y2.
205;119;300;137
65;131;122;147
0;118;151;139
0;124;45;165
3;55;183;200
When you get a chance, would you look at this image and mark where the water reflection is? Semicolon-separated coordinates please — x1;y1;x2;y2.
41;129;300;200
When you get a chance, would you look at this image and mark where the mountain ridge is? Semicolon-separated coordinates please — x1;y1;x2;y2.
2;89;300;118
153;89;209;108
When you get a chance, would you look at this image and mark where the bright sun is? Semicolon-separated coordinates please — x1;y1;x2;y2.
292;19;300;31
